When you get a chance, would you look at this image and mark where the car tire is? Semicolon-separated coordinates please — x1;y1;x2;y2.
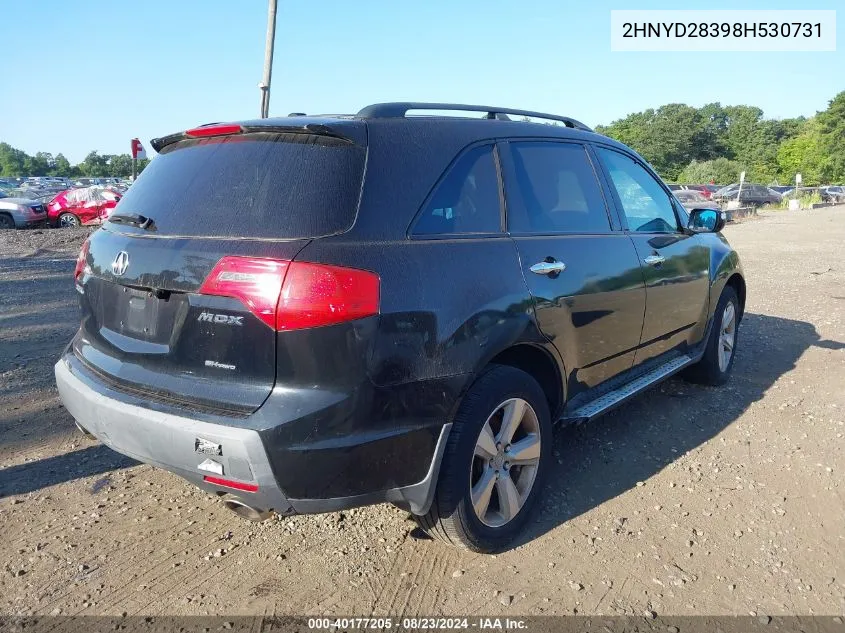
415;365;552;553
683;286;740;386
0;213;14;230
58;213;81;228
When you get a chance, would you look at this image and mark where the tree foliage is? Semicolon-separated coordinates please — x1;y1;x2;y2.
597;91;843;185
0;144;148;178
677;158;743;185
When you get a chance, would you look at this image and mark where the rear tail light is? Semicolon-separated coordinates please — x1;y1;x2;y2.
203;475;258;493
198;256;380;331
74;238;90;280
198;257;288;329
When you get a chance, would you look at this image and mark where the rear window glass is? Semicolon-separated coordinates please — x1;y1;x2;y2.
110;133;365;239
413;145;501;235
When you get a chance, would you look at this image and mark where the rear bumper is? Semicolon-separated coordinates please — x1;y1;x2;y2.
54;355;450;516
12;212;47;228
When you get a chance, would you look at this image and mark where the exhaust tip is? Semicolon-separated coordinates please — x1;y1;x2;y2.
222;495;272;522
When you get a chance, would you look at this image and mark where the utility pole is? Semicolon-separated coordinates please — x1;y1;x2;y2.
259;0;278;118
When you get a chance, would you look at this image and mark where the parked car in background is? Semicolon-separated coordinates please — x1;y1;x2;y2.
822;186;845;203
55;102;746;552
780;186;837;201
673;189;721;213
713;183;781;206
47;186;122;227
666;184;720;200
682;184;718;200
0;195;49;229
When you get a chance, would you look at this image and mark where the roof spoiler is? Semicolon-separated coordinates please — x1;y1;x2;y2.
150;122;353;152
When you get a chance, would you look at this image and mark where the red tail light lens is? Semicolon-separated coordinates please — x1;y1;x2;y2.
277;261;380;331
198;257;289;329
203;475;258;493
74;239;90;280
185;123;242;138
198;257;380;331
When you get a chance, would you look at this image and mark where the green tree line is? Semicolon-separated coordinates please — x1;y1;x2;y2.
595;91;845;185
0;145;149;179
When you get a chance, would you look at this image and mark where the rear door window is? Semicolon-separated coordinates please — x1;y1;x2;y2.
110;133;366;239
412;145;502;235
504;142;611;234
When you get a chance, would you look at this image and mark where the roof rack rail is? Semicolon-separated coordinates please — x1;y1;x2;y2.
356;102;593;132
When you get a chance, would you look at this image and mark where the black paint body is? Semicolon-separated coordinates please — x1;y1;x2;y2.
66;115;744;507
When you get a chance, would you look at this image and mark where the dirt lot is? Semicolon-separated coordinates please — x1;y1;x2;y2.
1;208;843;618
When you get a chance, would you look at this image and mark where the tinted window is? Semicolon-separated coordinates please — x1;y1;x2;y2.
596;148;679;233
414;145;501;235
110;133;365;239
506;142;610;234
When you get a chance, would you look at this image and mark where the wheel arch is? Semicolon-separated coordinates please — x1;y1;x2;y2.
0;211;15;228
709;243;744;322
485;343;564;419
725;272;746;320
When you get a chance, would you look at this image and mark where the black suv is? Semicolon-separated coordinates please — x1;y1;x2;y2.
713;183;781;206
56;103;745;552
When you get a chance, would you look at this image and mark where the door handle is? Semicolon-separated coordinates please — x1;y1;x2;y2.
643;254;665;266
529;260;566;275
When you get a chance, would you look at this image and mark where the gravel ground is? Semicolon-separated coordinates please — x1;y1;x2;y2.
0;210;843;617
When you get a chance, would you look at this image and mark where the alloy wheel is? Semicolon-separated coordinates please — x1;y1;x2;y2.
470;398;542;528
59;214;80;228
718;301;737;372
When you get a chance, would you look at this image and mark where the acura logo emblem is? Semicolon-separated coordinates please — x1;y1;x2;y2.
111;251;129;276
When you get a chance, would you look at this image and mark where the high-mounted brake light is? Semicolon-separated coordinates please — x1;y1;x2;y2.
198;256;380;331
203;475;259;493
184;123;243;138
74;238;90;280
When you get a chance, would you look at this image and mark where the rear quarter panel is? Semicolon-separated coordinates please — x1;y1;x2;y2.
298;235;542;395
256;235;551;499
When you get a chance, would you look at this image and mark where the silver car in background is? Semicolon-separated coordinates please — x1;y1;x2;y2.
0;191;49;229
673;189;721;213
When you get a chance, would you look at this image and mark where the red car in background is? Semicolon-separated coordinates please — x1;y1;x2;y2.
47;187;121;228
684;184;718;200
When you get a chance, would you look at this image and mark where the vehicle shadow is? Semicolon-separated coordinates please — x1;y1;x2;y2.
514;312;844;547
0;444;137;498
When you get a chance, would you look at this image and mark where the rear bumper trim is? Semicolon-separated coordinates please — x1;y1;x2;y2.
55;355;451;517
55;357;293;515
288;423;452;516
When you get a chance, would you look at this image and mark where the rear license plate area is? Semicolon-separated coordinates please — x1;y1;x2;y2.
123;289;159;336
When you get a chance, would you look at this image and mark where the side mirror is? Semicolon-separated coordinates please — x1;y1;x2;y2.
688;208;726;233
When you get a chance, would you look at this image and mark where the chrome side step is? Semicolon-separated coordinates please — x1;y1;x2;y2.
561;354;694;424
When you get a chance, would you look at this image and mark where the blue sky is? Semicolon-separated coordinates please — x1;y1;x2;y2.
1;0;841;163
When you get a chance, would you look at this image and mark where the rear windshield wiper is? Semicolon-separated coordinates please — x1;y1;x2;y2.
109;212;155;230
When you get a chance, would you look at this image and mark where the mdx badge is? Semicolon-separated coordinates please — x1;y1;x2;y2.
111;251;129;276
195;437;222;456
198;312;244;326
